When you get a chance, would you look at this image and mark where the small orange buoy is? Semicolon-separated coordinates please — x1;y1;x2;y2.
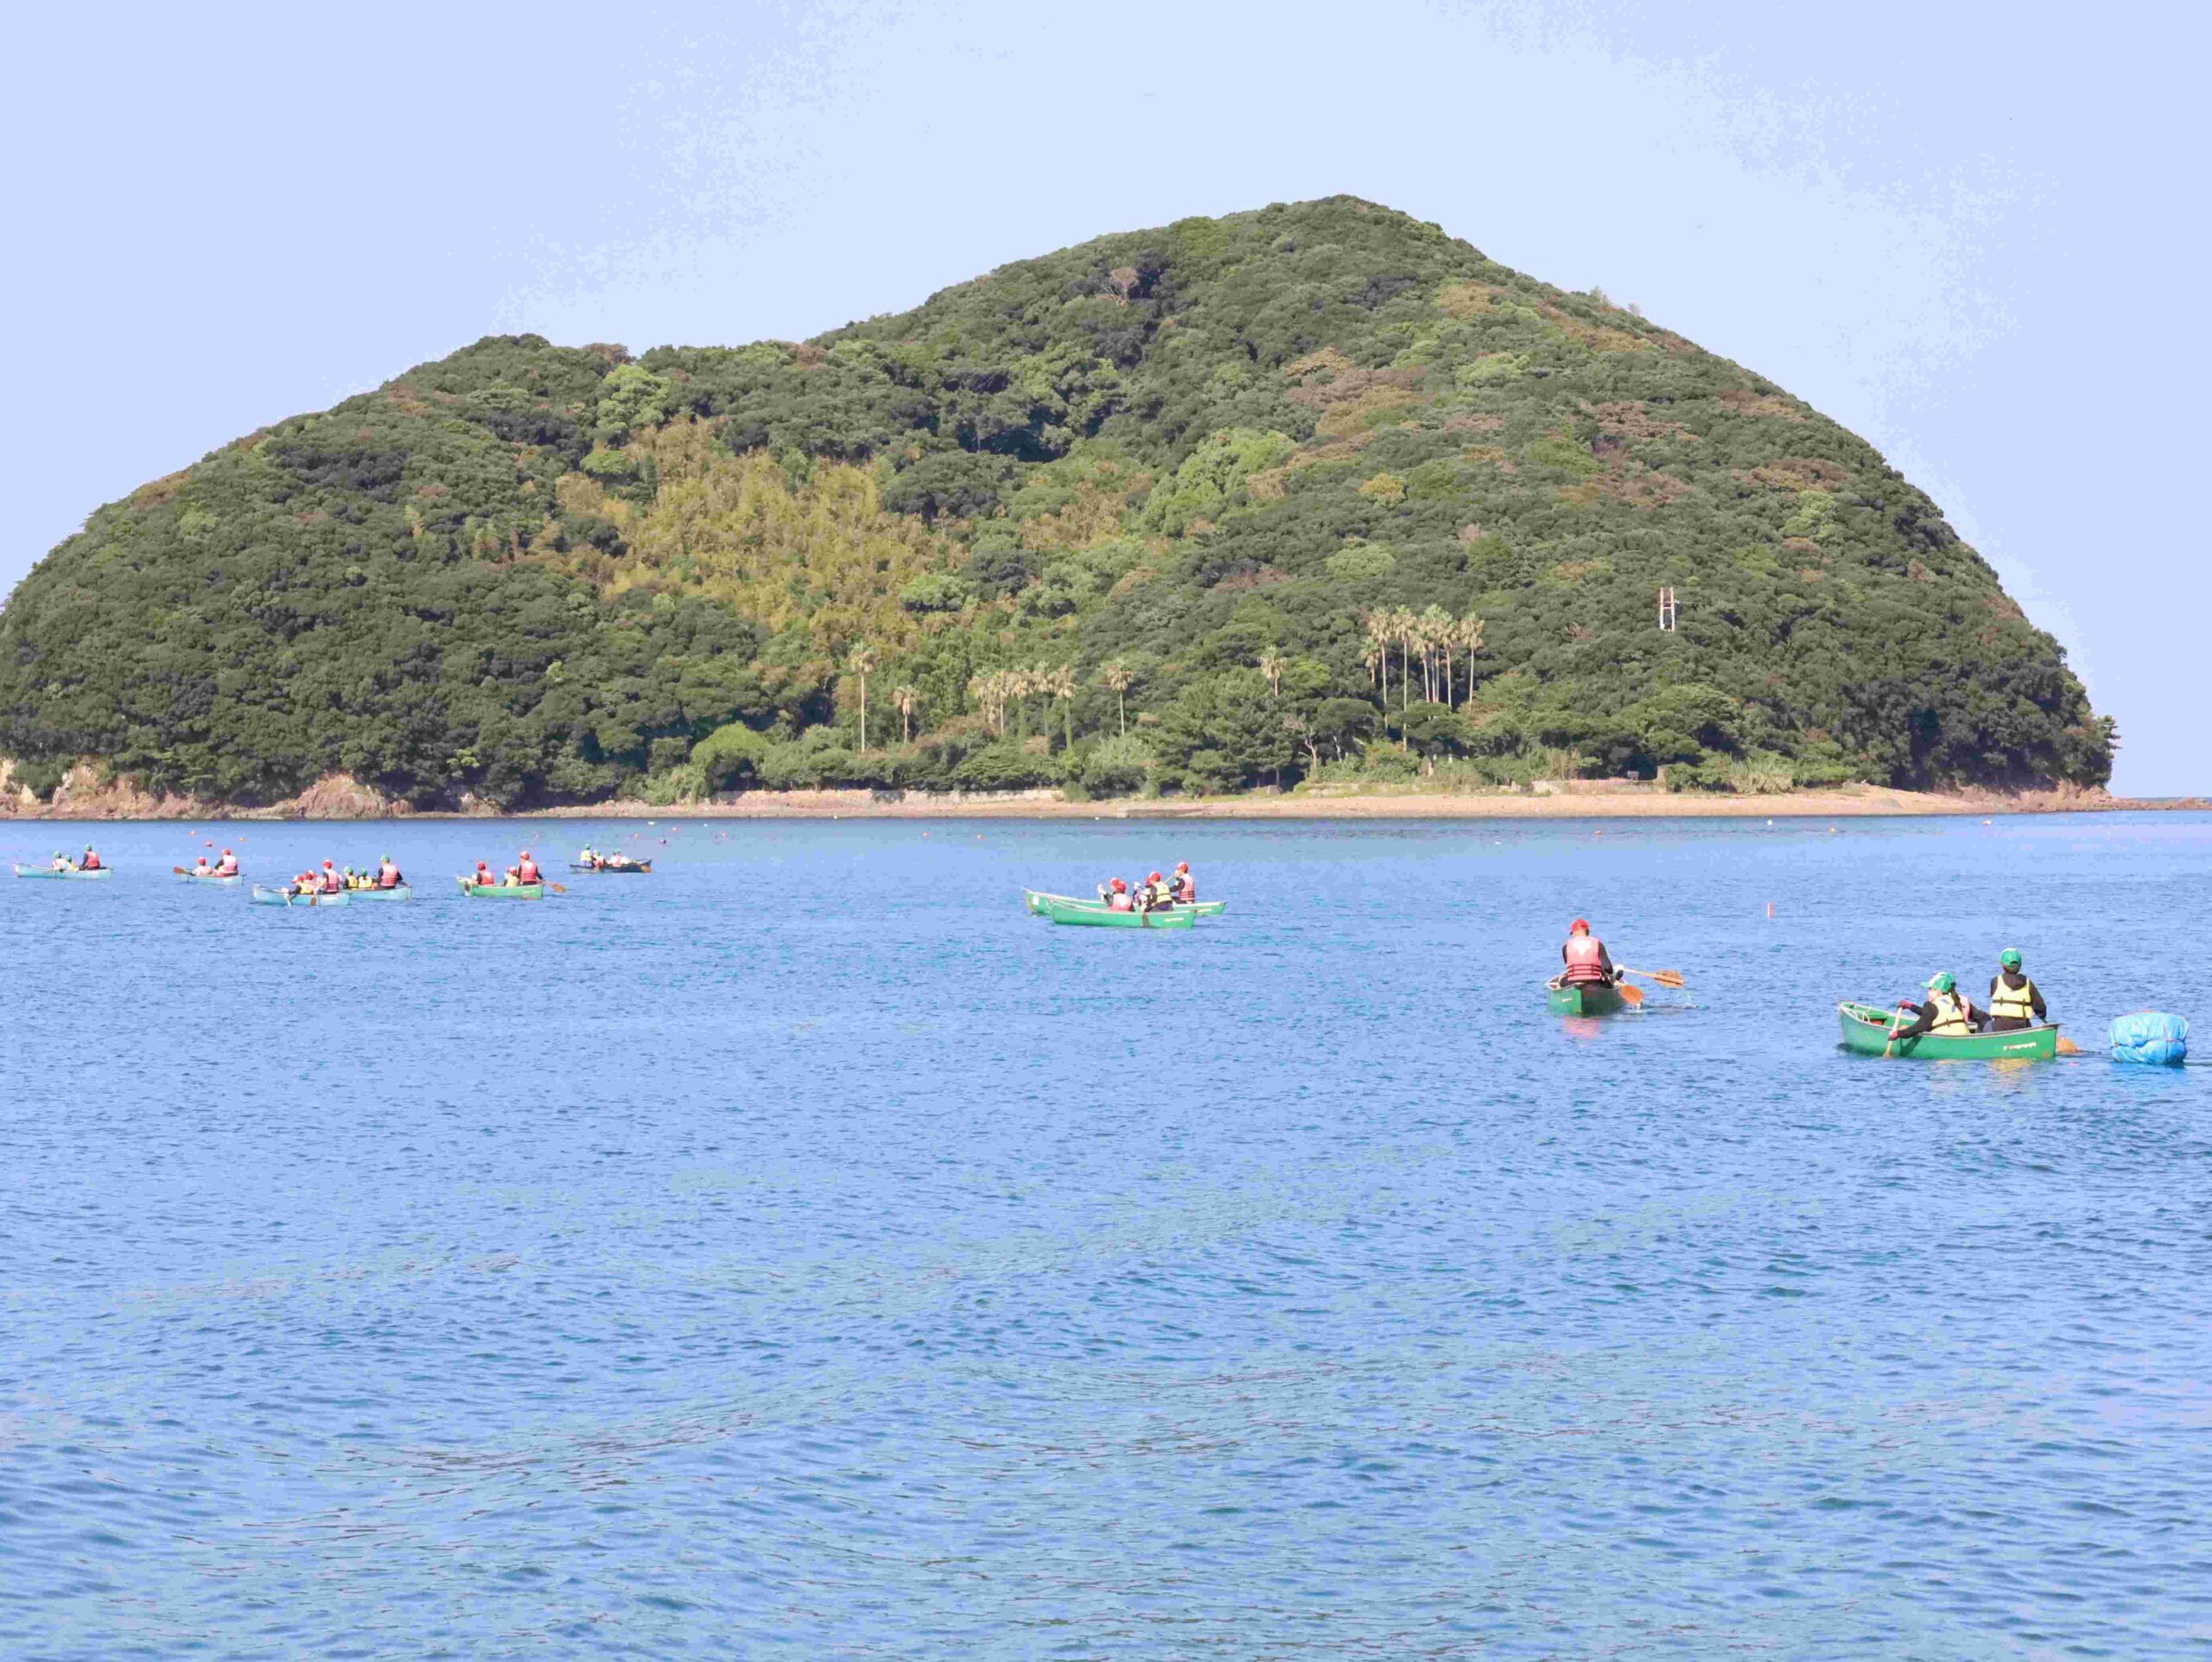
1765;901;1774;918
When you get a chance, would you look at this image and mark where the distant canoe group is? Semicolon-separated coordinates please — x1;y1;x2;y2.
15;847;653;907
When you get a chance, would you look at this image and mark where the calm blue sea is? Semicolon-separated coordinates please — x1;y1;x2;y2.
3;813;2209;1659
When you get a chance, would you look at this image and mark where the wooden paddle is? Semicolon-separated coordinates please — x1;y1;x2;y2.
548;882;566;895
1883;1001;1910;1058
1616;981;1645;1008
1617;965;1685;989
2056;1035;2082;1056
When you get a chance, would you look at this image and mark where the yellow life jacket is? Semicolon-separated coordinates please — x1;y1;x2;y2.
1989;975;2038;1024
1929;991;1974;1037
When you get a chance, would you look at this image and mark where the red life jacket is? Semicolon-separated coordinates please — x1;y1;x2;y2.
518;860;541;883
1562;935;1609;984
79;853;100;870
321;871;341;893
1108;891;1132;911
215;857;238;875
378;866;400;888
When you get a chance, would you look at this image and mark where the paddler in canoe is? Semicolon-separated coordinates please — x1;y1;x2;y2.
1095;877;1135;911
1884;973;1986;1043
1986;948;2048;1032
215;847;239;878
48;849;77;872
78;845;103;872
1167;861;1195;904
515;850;543;885
188;854;214;879
1559;917;1622;989
471;860;496;890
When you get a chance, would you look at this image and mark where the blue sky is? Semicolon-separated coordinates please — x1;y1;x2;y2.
4;1;2201;792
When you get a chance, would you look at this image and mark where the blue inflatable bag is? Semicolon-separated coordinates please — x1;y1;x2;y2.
2108;1011;2189;1066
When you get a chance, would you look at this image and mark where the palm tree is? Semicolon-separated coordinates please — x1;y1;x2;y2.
1420;606;1452;704
846;643;877;752
1390;607;1419;723
1257;650;1287;698
1363;610;1393;701
969;669;1008;736
1046;665;1077;749
1098;660;1132;738
1456;613;1486;707
893;684;920;745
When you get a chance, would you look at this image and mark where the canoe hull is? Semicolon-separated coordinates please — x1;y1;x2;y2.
1037;896;1192;929
179;872;242;886
1548;980;1626;1017
346;885;413;901
456;879;544;899
569;862;651;873
1837;1000;2059;1061
1023;889;1223;917
14;865;112;880
251;885;351;908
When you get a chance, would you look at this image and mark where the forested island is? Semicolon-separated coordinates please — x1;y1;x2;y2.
0;197;2113;813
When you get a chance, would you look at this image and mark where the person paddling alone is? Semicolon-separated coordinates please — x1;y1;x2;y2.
1559;917;1620;989
1888;972;1984;1041
1986;948;2047;1032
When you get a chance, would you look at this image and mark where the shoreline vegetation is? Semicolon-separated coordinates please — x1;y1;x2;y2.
1;765;2196;822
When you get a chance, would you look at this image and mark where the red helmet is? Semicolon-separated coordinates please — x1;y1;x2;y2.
1111;878;1127;891
520;850;531;859
322;860;334;867
221;848;232;856
1149;871;1162;882
1175;861;1188;872
1570;917;1590;933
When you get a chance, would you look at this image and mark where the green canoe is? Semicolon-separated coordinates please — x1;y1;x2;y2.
178;872;243;886
14;864;112;880
1837;1000;2060;1061
1548;980;1627;1017
346;885;413;902
251;885;351;908
456;878;544;899
1036;895;1193;929
1023;888;1224;917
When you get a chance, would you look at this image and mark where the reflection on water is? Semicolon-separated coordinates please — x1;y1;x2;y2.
1;811;2208;1657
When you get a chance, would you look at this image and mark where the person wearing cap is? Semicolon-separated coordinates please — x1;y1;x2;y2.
1887;973;1983;1041
1559;917;1619;987
1986;949;2047;1032
377;855;403;890
516;849;543;885
318;859;342;894
78;845;102;871
49;849;74;872
1167;860;1195;904
213;847;239;876
1096;876;1134;912
1141;869;1173;909
472;860;494;889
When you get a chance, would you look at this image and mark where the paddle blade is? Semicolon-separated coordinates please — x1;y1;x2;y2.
2056;1036;2082;1056
1649;968;1686;988
1618;982;1645;1007
171;866;188;874
548;882;567;895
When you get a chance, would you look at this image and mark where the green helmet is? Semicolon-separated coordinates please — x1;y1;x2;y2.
1926;972;1956;993
1999;948;2022;969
